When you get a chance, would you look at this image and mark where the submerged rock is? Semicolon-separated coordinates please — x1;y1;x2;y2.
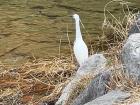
55;54;107;105
84;90;130;105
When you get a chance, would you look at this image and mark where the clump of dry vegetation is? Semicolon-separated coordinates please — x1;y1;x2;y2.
0;57;77;104
101;0;140;104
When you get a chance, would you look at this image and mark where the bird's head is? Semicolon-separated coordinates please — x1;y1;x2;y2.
73;14;80;21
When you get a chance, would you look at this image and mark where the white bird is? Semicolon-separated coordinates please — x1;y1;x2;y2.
73;14;88;66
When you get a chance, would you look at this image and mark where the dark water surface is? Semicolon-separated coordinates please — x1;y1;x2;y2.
0;0;140;64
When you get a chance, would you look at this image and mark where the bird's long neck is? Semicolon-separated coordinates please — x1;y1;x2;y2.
75;19;82;40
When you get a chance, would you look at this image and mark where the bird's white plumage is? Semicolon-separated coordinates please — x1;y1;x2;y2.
73;14;88;66
74;39;88;65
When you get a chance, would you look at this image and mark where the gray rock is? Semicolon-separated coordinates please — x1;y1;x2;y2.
84;90;130;105
55;54;107;105
77;54;107;76
128;14;140;36
55;77;80;105
122;14;140;83
72;71;111;105
130;102;140;105
122;34;140;83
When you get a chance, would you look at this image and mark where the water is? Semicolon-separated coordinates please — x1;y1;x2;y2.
0;0;140;64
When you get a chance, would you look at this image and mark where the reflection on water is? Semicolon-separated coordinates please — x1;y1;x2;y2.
0;0;139;64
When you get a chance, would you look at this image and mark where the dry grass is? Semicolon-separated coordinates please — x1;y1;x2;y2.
108;66;140;105
66;75;94;105
86;0;140;104
101;0;140;104
0;57;77;104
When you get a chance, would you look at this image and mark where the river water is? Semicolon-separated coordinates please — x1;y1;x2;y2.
0;0;140;65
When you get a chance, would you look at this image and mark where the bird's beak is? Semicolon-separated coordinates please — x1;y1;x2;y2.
67;15;74;19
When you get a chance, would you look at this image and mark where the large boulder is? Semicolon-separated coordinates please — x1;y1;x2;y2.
84;90;130;105
72;71;111;105
55;54;107;105
76;54;107;76
122;14;140;83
